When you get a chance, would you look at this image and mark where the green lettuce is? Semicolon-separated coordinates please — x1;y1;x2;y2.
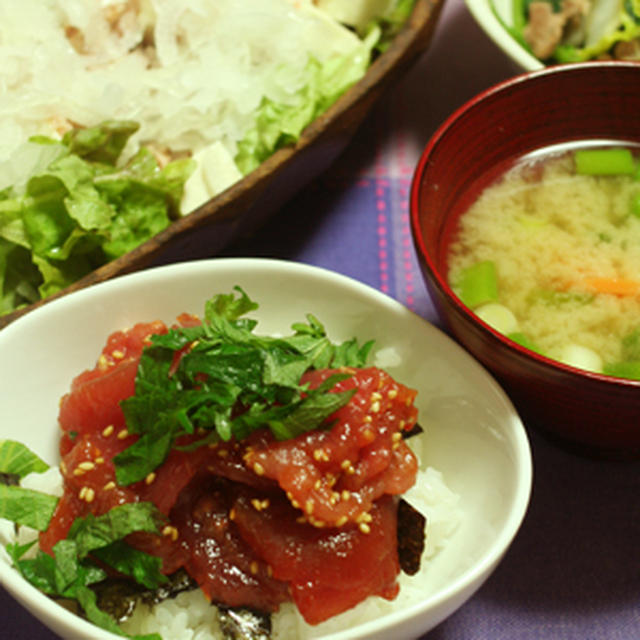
0;121;195;317
234;0;418;174
234;25;380;175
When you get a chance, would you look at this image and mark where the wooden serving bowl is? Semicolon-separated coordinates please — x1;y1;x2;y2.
0;0;444;331
410;62;640;459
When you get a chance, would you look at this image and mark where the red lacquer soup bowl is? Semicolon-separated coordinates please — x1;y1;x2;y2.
411;62;640;458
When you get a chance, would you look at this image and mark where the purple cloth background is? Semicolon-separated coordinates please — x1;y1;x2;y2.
3;1;639;637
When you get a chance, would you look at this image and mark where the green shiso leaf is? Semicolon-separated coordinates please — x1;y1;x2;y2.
0;439;49;478
66;502;163;559
7;502;166;639
115;287;374;485
0;485;58;530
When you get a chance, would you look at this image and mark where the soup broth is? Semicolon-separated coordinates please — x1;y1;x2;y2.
447;142;640;379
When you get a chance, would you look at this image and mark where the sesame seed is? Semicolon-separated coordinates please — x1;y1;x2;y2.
336;516;348;526
371;391;382;402
392;432;402;442
117;428;129;440
102;425;115;437
251;498;270;511
145;472;156;485
363;415;373;423
103;481;116;491
370;400;381;413
98;355;109;370
250;561;259;575
112;350;125;359
95;457;104;465
162;525;179;541
253;462;265;476
314;479;321;490
296;516;307;524
388;388;398;399
78;486;87;500
267;565;273;577
399;420;406;429
363;428;375;442
78;461;95;471
217;448;229;457
359;523;371;534
340;460;352;470
83;487;95;503
305;499;314;515
313;448;329;462
229;508;236;521
341;490;351;501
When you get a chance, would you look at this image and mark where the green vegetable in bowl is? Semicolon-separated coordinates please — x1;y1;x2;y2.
495;0;640;63
574;147;637;176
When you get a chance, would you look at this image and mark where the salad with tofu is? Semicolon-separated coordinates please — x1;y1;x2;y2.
0;0;415;317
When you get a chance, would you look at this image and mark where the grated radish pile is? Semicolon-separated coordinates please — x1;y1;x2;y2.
0;0;396;211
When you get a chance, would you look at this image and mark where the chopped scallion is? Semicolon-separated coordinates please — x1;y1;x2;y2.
574;148;636;176
454;260;499;309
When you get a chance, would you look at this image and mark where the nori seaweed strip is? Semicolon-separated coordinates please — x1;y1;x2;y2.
402;423;423;440
397;498;426;576
141;568;196;606
92;569;197;623
0;472;20;486
218;606;272;640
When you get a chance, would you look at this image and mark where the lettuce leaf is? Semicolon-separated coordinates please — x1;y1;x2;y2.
234;25;380;175
0;121;195;317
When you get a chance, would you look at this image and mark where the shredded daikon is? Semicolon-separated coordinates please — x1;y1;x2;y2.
0;0;398;211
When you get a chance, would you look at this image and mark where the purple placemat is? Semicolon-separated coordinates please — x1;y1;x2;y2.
3;1;639;638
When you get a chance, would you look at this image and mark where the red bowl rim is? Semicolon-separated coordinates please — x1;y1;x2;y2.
410;60;640;390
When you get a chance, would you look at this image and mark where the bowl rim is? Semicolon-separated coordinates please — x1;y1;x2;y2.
463;0;544;71
409;61;640;390
0;257;533;640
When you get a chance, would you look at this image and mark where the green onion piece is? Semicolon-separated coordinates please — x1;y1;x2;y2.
631;192;640;218
603;361;640;381
455;260;499;309
574;148;636;176
621;328;640;360
506;332;544;355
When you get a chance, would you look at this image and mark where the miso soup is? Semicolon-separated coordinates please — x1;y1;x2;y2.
447;142;640;380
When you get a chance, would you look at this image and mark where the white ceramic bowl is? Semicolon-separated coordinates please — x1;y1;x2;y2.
464;0;544;71
0;258;532;640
